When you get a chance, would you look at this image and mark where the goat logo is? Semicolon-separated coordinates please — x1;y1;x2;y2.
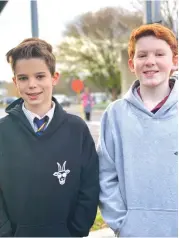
53;161;70;185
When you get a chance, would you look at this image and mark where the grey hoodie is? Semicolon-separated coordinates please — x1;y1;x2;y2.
98;79;178;237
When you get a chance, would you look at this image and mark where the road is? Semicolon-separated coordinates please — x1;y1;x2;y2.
0;108;6;118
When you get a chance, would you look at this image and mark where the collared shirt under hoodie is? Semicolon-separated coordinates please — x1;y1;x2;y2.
22;102;55;132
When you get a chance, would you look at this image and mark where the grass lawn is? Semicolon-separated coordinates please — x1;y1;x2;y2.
90;208;108;231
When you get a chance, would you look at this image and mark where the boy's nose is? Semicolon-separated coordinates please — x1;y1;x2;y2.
145;54;156;67
28;78;37;88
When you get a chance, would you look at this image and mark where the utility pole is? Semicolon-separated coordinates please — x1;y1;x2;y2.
143;0;162;24
152;0;162;23
30;0;39;37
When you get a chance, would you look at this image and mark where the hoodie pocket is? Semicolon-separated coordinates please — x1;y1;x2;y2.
120;209;178;237
14;223;71;237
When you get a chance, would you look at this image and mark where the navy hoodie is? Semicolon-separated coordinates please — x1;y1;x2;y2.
0;98;99;237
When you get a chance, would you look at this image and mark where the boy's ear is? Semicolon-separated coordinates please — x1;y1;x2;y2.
12;77;17;86
52;72;60;86
128;58;135;73
172;55;178;71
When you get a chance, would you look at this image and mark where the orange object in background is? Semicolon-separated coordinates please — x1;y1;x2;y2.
71;79;84;93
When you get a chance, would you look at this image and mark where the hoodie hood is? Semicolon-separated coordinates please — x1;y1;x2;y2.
5;97;68;138
124;78;178;119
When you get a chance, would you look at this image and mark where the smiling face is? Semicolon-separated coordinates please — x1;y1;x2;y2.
128;35;178;88
13;58;59;113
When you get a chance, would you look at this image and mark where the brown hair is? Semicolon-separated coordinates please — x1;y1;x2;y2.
128;23;178;59
6;38;56;75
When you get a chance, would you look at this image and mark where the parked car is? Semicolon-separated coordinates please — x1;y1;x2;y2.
0;96;18;105
53;94;71;107
91;92;108;104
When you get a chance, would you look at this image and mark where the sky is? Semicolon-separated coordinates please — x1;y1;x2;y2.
0;0;136;82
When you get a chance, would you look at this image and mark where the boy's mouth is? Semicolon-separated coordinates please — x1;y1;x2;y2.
143;70;159;77
26;92;42;100
26;92;42;96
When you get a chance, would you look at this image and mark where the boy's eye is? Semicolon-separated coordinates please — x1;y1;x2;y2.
37;75;45;79
18;77;28;81
138;55;146;58
156;53;164;56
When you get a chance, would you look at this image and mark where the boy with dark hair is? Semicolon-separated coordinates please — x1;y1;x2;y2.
0;38;99;237
98;23;178;237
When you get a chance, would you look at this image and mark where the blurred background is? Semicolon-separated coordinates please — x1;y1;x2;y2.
0;0;178;107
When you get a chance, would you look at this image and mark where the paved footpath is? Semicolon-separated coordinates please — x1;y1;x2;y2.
88;228;114;237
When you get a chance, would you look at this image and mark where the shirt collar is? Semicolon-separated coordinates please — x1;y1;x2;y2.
137;83;173;113
22;101;55;129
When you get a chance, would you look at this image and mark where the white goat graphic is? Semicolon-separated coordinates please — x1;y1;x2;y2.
53;161;70;185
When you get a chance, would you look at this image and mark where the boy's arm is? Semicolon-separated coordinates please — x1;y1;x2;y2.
97;110;127;234
68;125;99;237
0;188;12;237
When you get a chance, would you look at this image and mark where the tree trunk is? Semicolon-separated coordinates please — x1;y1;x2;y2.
111;88;118;101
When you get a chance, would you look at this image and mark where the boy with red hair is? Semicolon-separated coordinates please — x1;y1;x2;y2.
98;23;178;237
